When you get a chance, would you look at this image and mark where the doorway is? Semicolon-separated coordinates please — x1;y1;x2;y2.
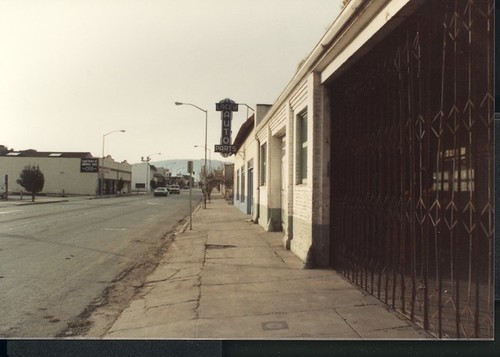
247;168;253;215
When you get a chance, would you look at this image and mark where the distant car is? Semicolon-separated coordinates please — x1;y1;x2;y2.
153;187;169;197
168;184;180;194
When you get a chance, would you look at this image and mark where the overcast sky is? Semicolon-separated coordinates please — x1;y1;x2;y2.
0;0;342;164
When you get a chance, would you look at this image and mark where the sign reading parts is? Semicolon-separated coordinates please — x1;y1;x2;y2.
214;145;237;154
214;98;238;156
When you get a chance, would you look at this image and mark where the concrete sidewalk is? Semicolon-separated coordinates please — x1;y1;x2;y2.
103;194;433;340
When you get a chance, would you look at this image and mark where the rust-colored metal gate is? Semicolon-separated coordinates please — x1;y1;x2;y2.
329;0;494;338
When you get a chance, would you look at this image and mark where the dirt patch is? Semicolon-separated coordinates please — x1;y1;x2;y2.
56;218;188;338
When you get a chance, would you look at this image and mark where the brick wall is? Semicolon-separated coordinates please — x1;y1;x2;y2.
251;74;327;265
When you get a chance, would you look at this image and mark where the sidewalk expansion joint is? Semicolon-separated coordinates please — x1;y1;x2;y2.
143;270;180;285
202;276;311;287
169;275;202;282
332;308;363;339
353;303;378;307
273;251;286;264
145;299;199;312
193;234;208;320
369;324;416;333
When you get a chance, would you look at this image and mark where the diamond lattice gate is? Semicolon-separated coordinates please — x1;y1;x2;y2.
329;0;494;338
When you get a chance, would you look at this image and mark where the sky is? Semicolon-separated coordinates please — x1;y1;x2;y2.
0;0;342;164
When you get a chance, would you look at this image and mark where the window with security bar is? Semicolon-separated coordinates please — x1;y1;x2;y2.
328;0;493;339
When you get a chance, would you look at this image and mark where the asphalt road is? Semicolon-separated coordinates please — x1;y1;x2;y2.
0;190;202;338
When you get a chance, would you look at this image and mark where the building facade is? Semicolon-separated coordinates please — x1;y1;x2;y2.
131;162;159;193
99;155;132;195
234;0;494;338
0;150;131;196
233;115;256;216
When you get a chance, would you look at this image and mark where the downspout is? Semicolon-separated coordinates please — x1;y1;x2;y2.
254;136;260;224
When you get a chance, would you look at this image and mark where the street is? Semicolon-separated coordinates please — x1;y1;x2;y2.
0;190;202;338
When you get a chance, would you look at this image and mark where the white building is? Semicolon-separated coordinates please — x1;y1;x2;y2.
232;114;256;216
232;0;494;338
131;162;158;193
0;149;131;196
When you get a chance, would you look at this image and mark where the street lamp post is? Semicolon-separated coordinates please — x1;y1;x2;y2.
194;145;212;172
101;129;126;196
175;101;208;209
142;152;161;193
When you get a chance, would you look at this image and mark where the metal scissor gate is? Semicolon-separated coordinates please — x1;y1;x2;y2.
329;0;494;338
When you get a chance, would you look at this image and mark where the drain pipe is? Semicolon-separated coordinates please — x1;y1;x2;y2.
254;137;260;224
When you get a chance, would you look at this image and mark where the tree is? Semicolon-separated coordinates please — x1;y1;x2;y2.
18;164;45;202
205;168;224;196
152;173;166;189
0;145;9;155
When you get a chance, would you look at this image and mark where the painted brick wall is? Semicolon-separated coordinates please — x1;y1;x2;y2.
288;76;314;262
310;72;331;267
252;75;320;263
290;216;312;262
257;185;269;227
267;134;282;208
0;157;99;195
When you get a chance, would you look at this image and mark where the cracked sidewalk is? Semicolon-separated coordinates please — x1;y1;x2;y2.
103;194;433;340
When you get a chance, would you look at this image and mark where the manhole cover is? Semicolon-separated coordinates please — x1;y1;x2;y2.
261;321;289;331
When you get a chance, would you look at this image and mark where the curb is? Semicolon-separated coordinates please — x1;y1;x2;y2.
15;199;70;206
178;202;204;234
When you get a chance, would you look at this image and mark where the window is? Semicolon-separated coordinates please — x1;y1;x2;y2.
433;147;474;192
260;143;267;186
297;109;308;184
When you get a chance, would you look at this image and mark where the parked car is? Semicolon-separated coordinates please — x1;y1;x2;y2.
153;187;169;197
168;184;180;194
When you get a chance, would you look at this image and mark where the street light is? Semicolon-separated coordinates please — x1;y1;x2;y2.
175;101;208;209
142;152;161;193
101;129;126;196
194;145;212;171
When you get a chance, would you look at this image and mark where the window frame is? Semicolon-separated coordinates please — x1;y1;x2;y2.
296;108;308;185
260;142;267;186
